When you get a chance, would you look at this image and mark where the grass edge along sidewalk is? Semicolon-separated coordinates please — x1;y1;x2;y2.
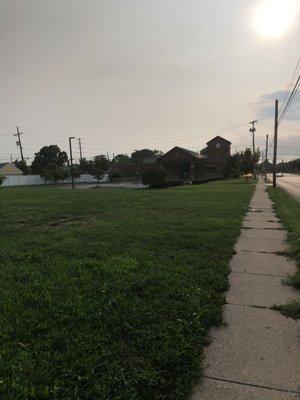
0;179;254;399
268;186;300;320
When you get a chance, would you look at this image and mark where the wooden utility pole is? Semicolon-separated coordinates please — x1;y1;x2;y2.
69;137;75;189
272;99;279;188
78;138;83;163
265;134;268;178
14;126;24;163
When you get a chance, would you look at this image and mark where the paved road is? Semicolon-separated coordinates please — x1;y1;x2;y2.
268;173;300;201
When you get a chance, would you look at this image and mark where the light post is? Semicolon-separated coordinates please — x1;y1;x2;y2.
69;136;75;189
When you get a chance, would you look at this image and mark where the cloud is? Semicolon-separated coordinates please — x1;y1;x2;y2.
255;90;300;120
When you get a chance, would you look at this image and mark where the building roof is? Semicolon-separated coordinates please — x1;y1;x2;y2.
0;162;23;175
0;162;9;170
159;146;205;161
142;157;157;164
175;147;205;159
206;135;231;145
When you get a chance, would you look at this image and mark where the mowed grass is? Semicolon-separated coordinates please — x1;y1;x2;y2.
0;180;254;399
268;186;300;289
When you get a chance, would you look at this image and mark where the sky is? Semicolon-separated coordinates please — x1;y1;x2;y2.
0;0;299;163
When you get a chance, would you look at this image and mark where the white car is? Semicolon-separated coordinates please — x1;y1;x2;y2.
276;172;284;177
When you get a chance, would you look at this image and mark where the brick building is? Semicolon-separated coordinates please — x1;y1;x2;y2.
158;136;231;180
109;135;231;181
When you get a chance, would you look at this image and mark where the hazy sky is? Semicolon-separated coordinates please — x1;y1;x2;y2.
0;0;299;163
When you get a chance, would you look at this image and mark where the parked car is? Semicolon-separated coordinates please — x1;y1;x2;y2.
276;172;284;177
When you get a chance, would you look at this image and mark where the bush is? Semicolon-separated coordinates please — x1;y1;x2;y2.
110;172;123;181
0;175;6;186
142;168;167;188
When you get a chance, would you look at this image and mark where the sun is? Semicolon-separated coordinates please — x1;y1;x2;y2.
254;0;299;39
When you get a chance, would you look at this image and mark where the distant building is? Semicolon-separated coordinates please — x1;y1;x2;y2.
109;135;231;181
0;163;23;176
158;136;231;180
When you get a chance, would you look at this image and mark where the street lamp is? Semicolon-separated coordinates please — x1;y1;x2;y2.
69;136;75;189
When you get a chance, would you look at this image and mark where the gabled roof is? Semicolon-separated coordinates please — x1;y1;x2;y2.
175;147;204;159
0;162;23;174
0;162;9;170
159;146;204;161
206;136;231;145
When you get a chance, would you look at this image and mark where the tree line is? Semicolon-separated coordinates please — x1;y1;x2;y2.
10;143;298;185
12;146;163;183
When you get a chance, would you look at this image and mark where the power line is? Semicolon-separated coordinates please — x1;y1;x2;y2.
278;74;300;125
21;121;251;146
278;55;300;115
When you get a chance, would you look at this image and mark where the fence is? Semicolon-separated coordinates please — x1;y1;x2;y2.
2;174;109;187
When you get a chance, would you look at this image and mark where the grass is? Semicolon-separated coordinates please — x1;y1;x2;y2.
267;186;300;321
272;301;300;320
0;180;254;399
267;187;300;289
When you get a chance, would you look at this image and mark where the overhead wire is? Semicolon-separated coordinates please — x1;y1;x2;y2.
278;74;300;125
278;55;300;115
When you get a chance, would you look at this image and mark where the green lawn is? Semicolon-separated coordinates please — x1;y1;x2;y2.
0;180;254;399
267;186;300;320
268;186;300;290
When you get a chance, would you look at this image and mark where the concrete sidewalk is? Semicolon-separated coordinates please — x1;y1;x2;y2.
192;178;300;399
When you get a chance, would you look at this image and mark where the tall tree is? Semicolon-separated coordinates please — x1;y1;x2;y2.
130;149;163;164
111;154;130;165
224;152;241;178
79;158;94;174
92;155;109;182
31;145;68;174
13;159;30;174
240;148;260;175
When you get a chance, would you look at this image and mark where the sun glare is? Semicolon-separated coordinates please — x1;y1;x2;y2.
254;0;299;39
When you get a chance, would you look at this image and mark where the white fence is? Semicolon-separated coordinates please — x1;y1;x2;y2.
2;174;109;187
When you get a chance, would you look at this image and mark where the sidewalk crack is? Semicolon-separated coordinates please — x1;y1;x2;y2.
203;376;299;395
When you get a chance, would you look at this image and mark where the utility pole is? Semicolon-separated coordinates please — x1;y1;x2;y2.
69;137;75;189
13;126;24;163
78;138;83;163
272;99;279;188
249;120;257;155
265;134;268;178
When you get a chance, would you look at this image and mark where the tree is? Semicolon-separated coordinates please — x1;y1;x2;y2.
111;154;130;165
142;168;167;188
40;169;55;183
70;165;81;180
52;167;70;184
13;159;30;175
92;155;109;183
130;149;163;164
224;152;241;178
79;158;94;174
240;148;260;178
31;145;68;174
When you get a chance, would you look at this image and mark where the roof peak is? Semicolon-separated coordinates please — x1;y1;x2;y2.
206;135;231;145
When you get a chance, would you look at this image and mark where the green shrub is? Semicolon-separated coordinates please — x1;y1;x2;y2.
142;168;167;188
0;175;6;185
